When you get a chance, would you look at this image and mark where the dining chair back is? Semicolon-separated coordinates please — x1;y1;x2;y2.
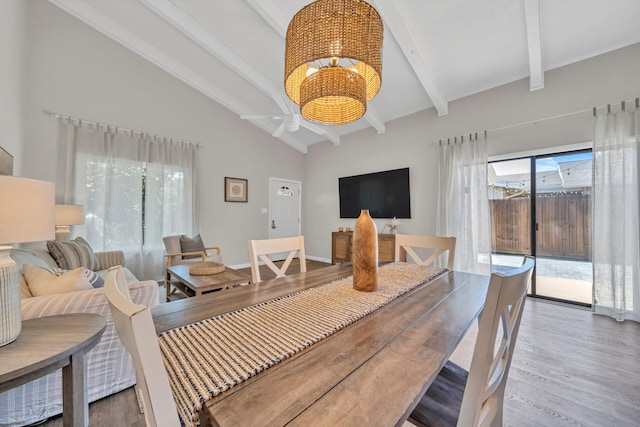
394;234;456;270
105;266;180;427
248;236;307;283
408;256;535;427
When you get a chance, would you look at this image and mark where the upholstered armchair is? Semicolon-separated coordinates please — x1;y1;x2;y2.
162;234;223;267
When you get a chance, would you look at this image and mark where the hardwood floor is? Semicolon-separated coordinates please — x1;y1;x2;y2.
40;265;640;427
439;299;640;427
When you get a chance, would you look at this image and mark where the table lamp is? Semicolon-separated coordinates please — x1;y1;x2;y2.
0;176;55;346
54;204;85;242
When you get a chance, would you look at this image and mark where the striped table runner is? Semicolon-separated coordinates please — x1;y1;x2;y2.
158;262;447;426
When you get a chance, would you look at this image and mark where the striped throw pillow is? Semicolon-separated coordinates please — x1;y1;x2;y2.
47;237;100;271
179;234;206;259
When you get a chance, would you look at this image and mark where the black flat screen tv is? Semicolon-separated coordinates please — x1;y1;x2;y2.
339;168;411;219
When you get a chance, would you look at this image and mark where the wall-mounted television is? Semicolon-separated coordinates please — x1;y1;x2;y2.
339;168;411;219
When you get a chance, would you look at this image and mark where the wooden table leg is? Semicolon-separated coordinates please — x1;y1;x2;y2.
165;270;172;302
62;351;88;427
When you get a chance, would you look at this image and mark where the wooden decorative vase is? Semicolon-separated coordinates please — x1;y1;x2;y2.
352;209;378;292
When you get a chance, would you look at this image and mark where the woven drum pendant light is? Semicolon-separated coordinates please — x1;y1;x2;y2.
284;0;383;125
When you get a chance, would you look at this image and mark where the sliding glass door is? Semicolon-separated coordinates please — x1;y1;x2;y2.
489;150;593;305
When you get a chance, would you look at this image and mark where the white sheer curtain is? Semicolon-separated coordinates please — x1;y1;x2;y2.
436;137;492;274
593;105;640;322
60;120;197;281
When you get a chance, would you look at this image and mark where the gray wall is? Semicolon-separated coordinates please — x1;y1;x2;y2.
303;43;640;261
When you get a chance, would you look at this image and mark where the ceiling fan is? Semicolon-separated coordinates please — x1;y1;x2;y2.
241;105;326;137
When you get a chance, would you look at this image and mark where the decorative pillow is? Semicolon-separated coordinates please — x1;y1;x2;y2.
23;263;96;297
47;237;100;271
180;234;206;259
82;267;105;288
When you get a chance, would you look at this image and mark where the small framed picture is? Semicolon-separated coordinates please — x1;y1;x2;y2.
224;177;248;202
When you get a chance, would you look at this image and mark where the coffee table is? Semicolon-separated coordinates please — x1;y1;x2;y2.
165;264;251;301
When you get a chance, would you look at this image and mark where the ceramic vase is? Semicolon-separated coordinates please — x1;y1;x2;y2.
352;210;378;292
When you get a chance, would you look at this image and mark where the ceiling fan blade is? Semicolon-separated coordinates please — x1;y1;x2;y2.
241;115;270;120
241;114;285;120
272;123;286;137
299;120;326;135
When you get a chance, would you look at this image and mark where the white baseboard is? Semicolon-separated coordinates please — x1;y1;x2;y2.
228;262;252;270
227;255;331;270
307;255;331;264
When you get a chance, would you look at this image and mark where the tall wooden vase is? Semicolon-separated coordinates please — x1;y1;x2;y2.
352;209;378;292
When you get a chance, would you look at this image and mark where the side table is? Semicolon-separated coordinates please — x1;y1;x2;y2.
0;313;107;427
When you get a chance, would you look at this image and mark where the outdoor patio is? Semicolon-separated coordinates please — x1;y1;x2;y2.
493;254;592;304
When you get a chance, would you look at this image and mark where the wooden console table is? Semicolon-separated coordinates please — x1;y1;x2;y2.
331;231;396;264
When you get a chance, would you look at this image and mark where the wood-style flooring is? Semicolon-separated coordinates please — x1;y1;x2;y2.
39;263;640;427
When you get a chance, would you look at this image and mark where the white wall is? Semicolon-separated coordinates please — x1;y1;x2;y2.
303;43;640;261
21;0;305;269
0;0;27;176
14;0;640;269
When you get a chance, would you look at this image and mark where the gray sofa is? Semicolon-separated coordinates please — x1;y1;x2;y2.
0;247;159;426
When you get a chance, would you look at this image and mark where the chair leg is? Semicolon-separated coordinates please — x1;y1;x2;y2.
134;385;145;415
490;384;506;427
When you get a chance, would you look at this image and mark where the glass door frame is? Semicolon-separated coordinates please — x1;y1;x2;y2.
489;148;592;307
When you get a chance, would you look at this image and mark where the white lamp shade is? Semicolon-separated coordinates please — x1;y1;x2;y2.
55;204;85;226
0;176;55;244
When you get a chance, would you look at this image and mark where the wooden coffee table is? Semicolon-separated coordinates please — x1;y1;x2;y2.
165;264;251;301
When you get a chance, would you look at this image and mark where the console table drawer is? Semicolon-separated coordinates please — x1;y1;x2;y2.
331;232;396;264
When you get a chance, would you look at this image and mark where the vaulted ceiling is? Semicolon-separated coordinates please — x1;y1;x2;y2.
48;0;640;153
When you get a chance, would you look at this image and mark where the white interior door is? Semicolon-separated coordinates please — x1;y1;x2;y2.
269;178;301;260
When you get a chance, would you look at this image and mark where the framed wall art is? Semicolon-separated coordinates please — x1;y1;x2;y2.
224;177;248;202
0;146;14;176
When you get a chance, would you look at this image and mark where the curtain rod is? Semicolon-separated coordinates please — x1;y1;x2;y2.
435;130;487;146
592;97;640;115
428;97;639;145
42;110;201;147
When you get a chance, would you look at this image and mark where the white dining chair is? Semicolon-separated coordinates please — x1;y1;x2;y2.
394;234;456;270
408;256;535;427
105;266;180;427
248;236;307;283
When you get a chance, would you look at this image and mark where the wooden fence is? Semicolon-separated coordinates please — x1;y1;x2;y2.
491;193;591;261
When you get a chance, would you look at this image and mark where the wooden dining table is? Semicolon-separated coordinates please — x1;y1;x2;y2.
151;263;489;427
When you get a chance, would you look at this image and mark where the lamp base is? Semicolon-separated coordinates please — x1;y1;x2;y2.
55;225;71;242
0;246;21;347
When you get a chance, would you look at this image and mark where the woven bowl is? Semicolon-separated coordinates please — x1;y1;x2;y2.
189;262;225;276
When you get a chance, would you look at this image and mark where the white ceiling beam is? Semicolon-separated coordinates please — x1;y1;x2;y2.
48;0;309;153
364;110;385;134
245;0;289;35
524;0;544;91
371;0;449;117
139;0;279;105
47;1;240;115
140;0;339;147
247;0;385;134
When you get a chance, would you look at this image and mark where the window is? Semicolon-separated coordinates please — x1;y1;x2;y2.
65;124;197;280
